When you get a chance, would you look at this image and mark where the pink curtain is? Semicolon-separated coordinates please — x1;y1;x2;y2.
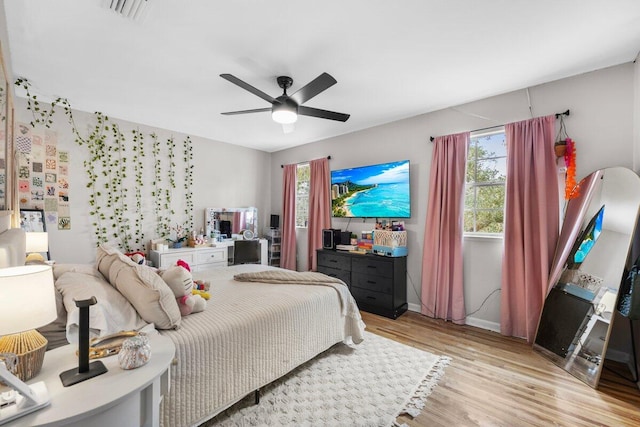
501;115;559;342
281;164;297;270
421;132;469;324
308;158;332;271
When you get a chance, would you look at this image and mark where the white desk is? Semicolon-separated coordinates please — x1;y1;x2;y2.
150;239;267;270
5;334;175;427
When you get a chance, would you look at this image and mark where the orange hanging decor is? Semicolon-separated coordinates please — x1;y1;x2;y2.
564;138;579;199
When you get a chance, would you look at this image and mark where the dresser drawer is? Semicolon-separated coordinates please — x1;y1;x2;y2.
317;251;351;271
196;249;226;265
318;266;351;286
351;272;393;294
351;287;392;310
352;257;393;278
159;252;195;268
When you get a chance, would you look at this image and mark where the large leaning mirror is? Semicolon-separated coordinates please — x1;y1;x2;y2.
204;207;258;240
533;167;640;388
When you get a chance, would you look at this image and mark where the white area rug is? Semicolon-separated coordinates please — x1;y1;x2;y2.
206;332;450;427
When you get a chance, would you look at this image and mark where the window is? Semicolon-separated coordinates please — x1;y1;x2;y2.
295;163;310;227
464;127;507;234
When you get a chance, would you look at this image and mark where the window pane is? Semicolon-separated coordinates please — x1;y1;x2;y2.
475;210;504;233
465;127;506;235
463;210;476;233
476;185;505;209
464;186;476;209
476;133;506;159
476;159;506;182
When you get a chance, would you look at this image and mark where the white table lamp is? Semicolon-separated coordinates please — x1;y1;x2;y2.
0;265;56;424
25;232;49;264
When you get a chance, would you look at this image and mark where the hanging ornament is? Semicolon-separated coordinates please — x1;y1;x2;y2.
564;138;579;199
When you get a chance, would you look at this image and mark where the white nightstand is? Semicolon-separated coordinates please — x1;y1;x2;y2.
5;334;175;427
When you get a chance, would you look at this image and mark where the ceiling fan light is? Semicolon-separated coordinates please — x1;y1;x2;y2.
272;110;297;124
272;108;297;124
272;99;298;124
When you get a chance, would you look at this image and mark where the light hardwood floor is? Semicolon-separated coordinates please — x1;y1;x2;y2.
362;310;640;427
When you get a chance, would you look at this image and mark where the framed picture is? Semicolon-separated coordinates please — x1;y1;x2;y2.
19;208;46;232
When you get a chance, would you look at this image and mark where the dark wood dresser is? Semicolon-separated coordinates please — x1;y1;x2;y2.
316;249;407;319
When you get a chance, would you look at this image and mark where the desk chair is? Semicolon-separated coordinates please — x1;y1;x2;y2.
233;240;261;264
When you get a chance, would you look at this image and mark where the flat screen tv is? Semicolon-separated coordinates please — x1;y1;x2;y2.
331;160;410;218
568;204;605;268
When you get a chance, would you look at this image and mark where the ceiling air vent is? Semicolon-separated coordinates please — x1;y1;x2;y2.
104;0;150;20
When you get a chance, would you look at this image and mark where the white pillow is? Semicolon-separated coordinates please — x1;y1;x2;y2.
55;271;148;344
96;245;181;329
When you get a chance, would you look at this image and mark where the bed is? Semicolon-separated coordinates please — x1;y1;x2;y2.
160;264;365;426
15;240;364;427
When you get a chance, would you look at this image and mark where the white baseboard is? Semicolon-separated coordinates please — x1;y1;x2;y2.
406;304;500;333
465;316;501;333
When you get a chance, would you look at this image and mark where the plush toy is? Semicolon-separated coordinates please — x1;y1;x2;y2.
192;279;211;300
125;251;146;265
160;260;206;315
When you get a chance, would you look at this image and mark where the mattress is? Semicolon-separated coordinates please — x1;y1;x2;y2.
159;264;365;427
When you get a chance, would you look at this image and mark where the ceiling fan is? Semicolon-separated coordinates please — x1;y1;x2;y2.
220;73;350;130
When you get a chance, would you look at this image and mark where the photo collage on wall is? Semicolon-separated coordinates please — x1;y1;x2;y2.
16;123;71;230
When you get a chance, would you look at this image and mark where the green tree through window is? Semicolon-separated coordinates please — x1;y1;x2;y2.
295;163;310;227
464;128;506;234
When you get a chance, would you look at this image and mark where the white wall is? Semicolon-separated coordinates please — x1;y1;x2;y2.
14;98;272;264
270;63;636;329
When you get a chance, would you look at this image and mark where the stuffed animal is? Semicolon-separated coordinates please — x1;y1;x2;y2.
125;251;146;265
160;260;206;315
192;279;211;300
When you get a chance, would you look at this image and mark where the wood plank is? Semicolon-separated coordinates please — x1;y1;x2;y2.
361;310;640;426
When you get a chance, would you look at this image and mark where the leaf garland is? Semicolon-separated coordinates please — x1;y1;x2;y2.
15;77;193;252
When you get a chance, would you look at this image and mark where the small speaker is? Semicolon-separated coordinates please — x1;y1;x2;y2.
323;229;341;250
340;231;351;246
270;214;280;229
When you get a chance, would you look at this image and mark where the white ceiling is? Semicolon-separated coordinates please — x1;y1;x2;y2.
4;0;640;152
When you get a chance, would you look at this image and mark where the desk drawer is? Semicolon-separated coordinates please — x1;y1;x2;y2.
196;249;226;265
351;272;393;294
318;266;351;286
317;251;351;271
351;287;392;310
352;257;393;278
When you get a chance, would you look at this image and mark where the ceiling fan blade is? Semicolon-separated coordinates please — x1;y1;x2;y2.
221;107;271;116
220;74;277;104
290;72;337;105
298;106;350;122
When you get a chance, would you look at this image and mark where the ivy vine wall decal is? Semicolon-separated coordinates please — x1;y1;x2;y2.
15;78;194;252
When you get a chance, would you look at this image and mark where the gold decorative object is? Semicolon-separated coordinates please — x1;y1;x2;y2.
76;331;140;360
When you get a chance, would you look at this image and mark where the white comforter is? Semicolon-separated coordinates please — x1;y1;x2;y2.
159;264;365;427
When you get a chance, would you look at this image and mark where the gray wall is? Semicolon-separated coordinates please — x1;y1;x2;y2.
270;63;635;331
13;98;272;265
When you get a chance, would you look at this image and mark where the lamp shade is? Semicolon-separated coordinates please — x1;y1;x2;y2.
272;99;298;124
0;265;56;336
25;232;49;253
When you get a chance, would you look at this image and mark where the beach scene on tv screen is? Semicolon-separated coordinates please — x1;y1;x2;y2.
331;160;410;218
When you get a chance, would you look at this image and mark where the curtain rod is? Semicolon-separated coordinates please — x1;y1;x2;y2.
281;155;331;168
428;109;570;142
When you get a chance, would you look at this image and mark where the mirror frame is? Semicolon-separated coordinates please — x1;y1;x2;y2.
534;167;640;388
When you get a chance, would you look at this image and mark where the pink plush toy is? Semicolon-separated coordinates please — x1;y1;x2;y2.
160;259;206;315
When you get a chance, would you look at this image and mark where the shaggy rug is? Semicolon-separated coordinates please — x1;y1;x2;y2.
204;332;450;427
